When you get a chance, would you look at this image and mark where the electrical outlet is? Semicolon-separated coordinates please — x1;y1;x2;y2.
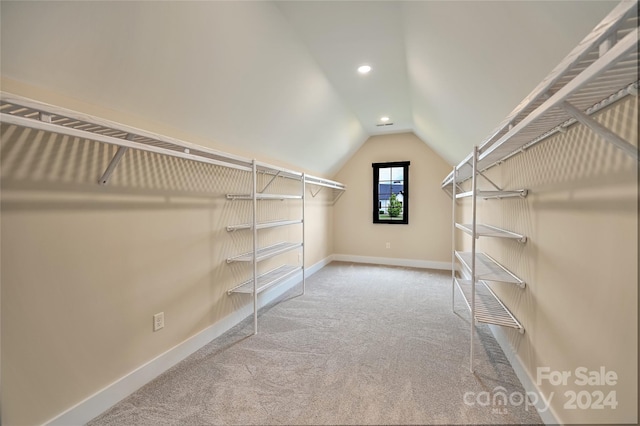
386;242;391;249
153;312;164;332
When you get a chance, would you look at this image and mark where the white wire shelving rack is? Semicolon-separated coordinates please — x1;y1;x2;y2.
0;91;346;336
225;161;306;335
451;147;528;373
444;0;639;373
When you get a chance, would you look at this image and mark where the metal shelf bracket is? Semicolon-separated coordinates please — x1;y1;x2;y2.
99;136;132;185
561;101;639;161
310;186;323;197
477;171;502;191
259;171;281;194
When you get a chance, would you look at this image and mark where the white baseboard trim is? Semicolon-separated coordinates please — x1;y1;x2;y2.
45;256;332;426
306;254;334;276
332;254;451;271
488;325;560;425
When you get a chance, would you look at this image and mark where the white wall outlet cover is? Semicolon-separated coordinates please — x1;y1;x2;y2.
153;312;165;331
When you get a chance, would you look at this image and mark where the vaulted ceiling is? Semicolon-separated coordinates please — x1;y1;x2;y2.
1;1;617;176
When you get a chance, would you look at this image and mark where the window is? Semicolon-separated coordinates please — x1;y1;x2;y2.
372;161;409;224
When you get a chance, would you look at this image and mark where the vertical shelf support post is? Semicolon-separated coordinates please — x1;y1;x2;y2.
451;166;457;312
252;160;258;335
302;174;306;295
470;146;478;373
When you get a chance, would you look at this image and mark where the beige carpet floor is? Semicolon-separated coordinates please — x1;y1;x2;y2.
88;262;542;425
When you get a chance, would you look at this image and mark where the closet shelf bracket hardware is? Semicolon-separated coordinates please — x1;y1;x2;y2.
310;186;323;197
477;171;502;191
561;101;639;161
39;112;52;123
99;134;134;185
259;171;281;194
444;185;454;199
332;190;345;204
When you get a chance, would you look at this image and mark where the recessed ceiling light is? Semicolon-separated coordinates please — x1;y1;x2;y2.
380;116;390;122
357;65;372;74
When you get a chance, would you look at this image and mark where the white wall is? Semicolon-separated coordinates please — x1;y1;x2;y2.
333;132;452;267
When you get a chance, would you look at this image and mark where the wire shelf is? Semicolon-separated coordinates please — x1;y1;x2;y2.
456;224;527;243
226;193;303;201
227;265;301;295
0;93;254;172
455;251;525;287
226;219;302;232
226;242;302;263
455;278;524;333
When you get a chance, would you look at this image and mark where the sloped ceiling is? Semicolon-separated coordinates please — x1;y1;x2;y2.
0;1;617;175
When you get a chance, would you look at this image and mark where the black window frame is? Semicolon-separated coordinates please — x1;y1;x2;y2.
372;161;410;224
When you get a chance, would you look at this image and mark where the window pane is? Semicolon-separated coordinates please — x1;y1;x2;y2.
378;178;390;220
378;168;391;182
391;167;403;182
